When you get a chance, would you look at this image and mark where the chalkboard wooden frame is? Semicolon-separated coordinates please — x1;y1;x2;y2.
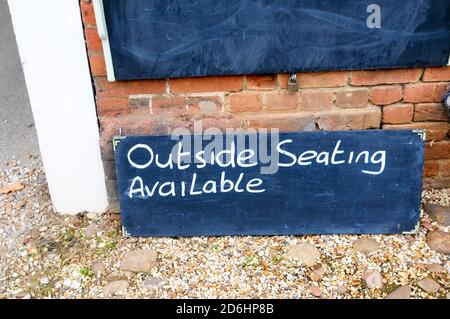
113;129;424;237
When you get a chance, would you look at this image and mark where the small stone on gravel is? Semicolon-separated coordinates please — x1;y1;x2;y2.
385;285;411;299
85;223;98;238
417;278;441;293
421;220;433;230
336;286;348;295
17;198;27;208
426;230;450;255
0;182;23;194
91;261;106;275
120;249;158;272
309;286;321;297
426;263;444;273
309;267;325;281
70;280;81;290
287;243;321;267
363;270;384;289
423;204;450;226
143;277;163;290
103;280;129;297
108;213;121;222
353;238;380;254
105;271;126;282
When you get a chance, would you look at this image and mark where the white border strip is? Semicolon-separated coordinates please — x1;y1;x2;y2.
8;0;108;214
92;0;116;81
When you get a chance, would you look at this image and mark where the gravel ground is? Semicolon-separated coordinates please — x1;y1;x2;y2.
0;159;448;299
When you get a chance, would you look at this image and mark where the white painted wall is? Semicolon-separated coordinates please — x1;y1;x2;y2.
8;0;108;214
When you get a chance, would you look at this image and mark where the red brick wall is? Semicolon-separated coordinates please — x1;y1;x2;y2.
80;0;450;204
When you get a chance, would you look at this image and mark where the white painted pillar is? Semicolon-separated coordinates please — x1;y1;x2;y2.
8;0;108;214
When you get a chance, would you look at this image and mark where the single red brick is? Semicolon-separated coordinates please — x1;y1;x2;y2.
99;116;186;159
435;83;450;103
246;75;276;90
277;74;291;89
299;90;334;111
335;88;369;108
243;113;315;132
351;68;422;86
423;176;450;189
317;107;381;130
423;159;450;179
229;93;262;113
299;71;348;88
95;77;166;96
382;104;413;124
89;54;107;77
170;76;242;93
199;117;244;132
130;98;151;113
423;66;450;82
151;96;186;115
414;103;448;122
403;83;437;103
266;92;298;111
186;96;223;116
96;97;129;116
370;86;403;105
84;25;102;52
80;0;97;26
383;122;449;141
423;161;440;177
425;141;450;160
439;160;450;176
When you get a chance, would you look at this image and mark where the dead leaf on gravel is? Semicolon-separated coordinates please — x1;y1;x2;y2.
0;182;24;194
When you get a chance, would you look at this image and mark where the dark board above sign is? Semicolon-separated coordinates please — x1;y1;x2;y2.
113;130;424;237
102;0;450;80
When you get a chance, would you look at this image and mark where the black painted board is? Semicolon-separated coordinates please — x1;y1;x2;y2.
113;130;424;237
102;0;450;80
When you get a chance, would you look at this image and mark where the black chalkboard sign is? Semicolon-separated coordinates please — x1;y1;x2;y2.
113;130;424;237
102;0;450;80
